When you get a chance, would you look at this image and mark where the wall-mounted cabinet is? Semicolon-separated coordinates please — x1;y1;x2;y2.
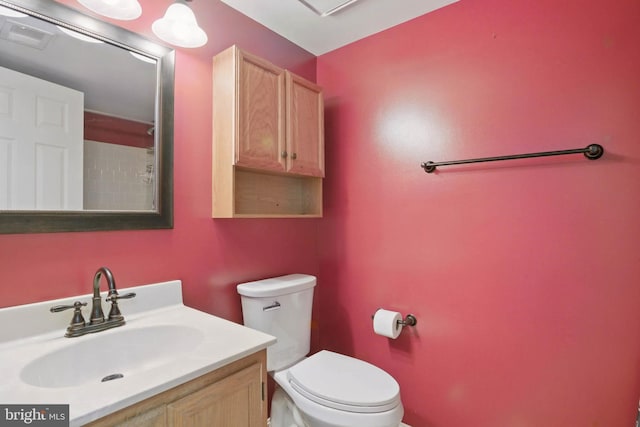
212;45;323;218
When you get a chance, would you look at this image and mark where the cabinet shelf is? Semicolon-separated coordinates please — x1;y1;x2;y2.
233;168;322;217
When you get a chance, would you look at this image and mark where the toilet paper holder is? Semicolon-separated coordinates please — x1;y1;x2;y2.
371;310;418;327
398;314;417;327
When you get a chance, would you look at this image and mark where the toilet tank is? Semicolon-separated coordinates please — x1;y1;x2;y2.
237;274;316;372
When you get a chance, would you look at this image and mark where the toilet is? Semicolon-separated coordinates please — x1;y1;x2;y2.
237;274;404;427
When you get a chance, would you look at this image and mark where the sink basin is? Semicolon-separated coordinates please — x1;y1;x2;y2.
21;324;203;388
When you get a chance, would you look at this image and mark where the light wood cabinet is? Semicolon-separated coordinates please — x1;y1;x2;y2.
233;50;286;174
285;71;324;177
212;45;324;218
86;350;267;427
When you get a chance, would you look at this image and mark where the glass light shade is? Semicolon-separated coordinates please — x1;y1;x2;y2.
152;2;208;48
78;0;142;20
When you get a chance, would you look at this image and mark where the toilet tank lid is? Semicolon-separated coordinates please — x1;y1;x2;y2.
237;274;316;297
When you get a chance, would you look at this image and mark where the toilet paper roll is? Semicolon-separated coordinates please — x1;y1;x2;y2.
373;309;403;339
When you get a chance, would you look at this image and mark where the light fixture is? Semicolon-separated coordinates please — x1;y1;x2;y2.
77;0;142;21
152;1;207;48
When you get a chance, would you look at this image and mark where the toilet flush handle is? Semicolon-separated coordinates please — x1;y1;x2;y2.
263;301;281;312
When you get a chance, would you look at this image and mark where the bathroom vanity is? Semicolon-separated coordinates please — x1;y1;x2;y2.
0;280;275;426
86;350;266;426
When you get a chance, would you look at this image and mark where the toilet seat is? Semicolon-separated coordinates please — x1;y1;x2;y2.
287;350;401;414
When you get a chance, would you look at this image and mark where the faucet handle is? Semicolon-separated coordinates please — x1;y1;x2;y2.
50;301;87;313
106;292;136;302
106;292;136;322
50;301;87;333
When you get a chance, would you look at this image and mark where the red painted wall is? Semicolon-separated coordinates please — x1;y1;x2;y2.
317;0;640;426
84;111;154;148
0;0;318;325
4;0;640;425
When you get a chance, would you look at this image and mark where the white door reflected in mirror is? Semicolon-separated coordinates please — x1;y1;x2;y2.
0;65;83;210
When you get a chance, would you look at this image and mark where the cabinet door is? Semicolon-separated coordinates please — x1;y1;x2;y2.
236;50;286;174
114;406;166;427
167;362;263;427
286;71;324;177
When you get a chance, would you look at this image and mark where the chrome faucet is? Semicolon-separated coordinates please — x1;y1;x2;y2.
50;267;136;337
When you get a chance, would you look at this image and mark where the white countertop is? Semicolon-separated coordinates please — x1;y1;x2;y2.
0;280;276;426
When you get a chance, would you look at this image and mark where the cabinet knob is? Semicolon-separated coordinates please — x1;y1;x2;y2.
291;152;297;160
281;151;288;158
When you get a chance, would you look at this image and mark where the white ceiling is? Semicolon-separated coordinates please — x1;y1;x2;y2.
219;0;459;56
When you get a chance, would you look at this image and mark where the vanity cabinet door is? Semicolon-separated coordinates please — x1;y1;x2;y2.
85;351;267;427
285;71;324;177
115;406;166;427
167;362;264;427
235;50;287;174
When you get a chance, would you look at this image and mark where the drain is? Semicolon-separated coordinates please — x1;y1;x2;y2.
101;373;124;382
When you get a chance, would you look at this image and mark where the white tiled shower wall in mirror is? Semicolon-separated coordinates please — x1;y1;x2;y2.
83;140;154;211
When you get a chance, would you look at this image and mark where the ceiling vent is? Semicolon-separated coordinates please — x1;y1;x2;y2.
0;19;54;50
297;0;362;17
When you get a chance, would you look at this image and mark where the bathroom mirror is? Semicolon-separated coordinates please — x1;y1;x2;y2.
0;0;174;233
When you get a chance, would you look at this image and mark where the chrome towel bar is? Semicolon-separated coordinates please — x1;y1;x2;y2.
421;144;604;173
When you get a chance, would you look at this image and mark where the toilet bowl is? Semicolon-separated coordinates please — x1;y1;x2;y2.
237;274;404;427
271;350;403;427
